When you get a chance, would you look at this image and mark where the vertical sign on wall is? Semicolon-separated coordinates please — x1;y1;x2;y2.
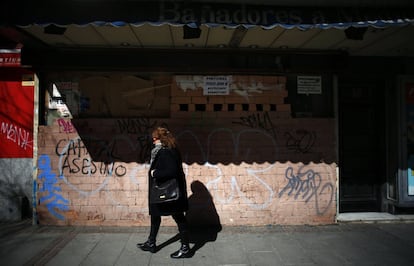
0;71;34;158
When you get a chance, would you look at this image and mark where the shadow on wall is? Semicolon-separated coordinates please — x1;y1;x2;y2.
51;74;336;165
69;118;336;165
186;180;222;254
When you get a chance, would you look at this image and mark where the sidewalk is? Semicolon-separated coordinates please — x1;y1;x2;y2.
1;216;414;266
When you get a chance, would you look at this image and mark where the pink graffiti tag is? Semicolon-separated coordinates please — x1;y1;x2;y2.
58;119;75;133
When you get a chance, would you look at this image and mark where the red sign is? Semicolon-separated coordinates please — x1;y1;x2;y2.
0;49;21;67
0;72;34;158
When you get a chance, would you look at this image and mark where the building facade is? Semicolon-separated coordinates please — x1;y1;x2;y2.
1;0;414;225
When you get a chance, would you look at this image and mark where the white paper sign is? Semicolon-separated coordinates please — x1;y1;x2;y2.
203;76;231;95
297;76;322;94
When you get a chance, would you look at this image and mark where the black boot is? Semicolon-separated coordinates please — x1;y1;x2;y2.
137;239;156;253
170;243;191;258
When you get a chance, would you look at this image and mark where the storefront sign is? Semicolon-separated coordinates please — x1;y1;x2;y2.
203;76;230;95
0;49;21;67
158;2;413;26
297;76;322;95
4;1;414;28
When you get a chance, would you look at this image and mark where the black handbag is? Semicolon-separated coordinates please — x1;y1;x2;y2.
150;178;180;203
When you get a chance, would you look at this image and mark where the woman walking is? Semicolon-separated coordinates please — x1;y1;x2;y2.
137;127;190;259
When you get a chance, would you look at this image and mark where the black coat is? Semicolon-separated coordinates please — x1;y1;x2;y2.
148;147;188;216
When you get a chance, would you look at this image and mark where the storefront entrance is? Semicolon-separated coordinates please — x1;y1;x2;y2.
397;76;414;211
338;75;386;212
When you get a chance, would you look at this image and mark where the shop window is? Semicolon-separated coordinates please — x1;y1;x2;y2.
214;104;223;111
195;104;206;111
179;104;188;111
42;72;172;121
287;74;334;118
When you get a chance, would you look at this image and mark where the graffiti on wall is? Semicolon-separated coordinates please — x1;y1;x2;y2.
176;128;333;211
234;112;317;153
56;136;128;193
177;128;278;209
38;117;335;223
38;154;69;220
285;129;316;153
233;112;278;140
279;165;334;215
116;118;156;162
0;121;32;151
58;118;76;134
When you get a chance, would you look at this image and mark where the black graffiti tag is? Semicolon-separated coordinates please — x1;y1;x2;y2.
117;118;157;162
56;137;127;177
285;129;315;153
233;112;278;140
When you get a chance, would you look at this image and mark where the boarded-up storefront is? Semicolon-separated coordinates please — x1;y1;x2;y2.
36;73;337;226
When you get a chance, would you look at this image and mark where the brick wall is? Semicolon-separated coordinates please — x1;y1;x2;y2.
36;75;337;226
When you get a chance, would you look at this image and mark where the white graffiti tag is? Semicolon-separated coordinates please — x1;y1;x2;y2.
1;121;32;150
177;128;277;209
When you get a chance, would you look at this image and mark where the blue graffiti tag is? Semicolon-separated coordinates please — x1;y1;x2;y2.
278;166;334;215
38;154;69;220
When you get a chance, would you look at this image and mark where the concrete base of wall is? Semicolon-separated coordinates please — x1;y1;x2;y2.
0;197;22;221
0;158;33;222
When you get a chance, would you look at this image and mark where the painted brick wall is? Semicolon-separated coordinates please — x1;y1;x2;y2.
36;75;337;226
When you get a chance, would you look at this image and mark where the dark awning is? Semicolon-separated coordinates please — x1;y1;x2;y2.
3;1;414;30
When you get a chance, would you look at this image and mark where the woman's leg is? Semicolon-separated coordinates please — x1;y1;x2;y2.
171;212;190;258
137;215;161;253
172;212;189;244
149;215;161;243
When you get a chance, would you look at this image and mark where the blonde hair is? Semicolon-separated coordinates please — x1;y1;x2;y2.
152;127;177;148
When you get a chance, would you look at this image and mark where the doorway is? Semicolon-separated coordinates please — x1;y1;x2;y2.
338;76;386;212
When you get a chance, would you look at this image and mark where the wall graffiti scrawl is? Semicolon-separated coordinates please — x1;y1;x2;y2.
38;154;69;220
35;116;336;225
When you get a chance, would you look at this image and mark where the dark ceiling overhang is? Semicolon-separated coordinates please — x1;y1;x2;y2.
20;46;348;74
1;0;414;67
